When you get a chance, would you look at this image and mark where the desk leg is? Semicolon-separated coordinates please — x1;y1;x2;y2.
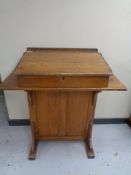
85;92;98;159
27;92;38;160
29;121;37;160
86;121;95;158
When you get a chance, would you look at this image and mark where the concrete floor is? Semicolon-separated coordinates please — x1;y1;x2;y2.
0;95;131;175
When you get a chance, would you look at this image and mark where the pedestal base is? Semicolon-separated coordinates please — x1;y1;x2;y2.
28;139;95;160
86;139;95;159
27;91;98;160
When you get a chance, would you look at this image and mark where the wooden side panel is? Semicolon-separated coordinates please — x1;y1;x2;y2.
65;92;92;137
35;91;60;137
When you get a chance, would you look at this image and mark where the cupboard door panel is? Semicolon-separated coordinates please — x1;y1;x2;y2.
34;91;92;139
35;91;60;137
65;92;92;137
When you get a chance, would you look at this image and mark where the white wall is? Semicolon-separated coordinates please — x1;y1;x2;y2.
0;0;131;119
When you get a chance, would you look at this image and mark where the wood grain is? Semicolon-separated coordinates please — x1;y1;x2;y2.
18;75;109;88
65;91;92;137
0;73;127;91
31;91;95;139
27;47;98;52
15;49;112;76
35;91;60;137
0;48;127;160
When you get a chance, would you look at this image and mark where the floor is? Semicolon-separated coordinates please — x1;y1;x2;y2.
0;95;131;175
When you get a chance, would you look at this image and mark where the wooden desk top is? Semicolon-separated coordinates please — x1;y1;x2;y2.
0;73;126;91
15;48;112;76
0;48;126;91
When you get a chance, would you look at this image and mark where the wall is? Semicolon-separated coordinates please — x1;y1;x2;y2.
0;0;131;119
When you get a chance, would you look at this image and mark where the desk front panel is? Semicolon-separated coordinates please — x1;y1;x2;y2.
29;90;96;140
18;75;109;88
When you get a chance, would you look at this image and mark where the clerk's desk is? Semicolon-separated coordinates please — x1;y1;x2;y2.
0;48;126;160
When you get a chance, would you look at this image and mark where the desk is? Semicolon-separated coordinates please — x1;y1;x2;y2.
0;48;126;160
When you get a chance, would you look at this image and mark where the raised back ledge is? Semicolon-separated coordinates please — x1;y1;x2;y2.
26;47;98;52
0;72;127;91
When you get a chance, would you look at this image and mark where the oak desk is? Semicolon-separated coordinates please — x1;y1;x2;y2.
0;48;126;160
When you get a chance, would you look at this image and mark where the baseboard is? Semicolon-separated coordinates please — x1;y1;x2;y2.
128;116;131;127
8;118;128;126
8;119;30;126
0;75;3;95
94;118;128;124
0;91;4;95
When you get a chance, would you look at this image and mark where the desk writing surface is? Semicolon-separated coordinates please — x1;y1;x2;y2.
15;49;112;76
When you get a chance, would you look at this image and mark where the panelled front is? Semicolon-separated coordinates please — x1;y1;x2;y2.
31;91;94;139
35;91;60;137
65;91;92;136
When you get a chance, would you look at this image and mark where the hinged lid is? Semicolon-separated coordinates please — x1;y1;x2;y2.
14;48;112;76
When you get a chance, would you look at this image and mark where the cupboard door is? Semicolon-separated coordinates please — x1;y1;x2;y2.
65;92;92;137
35;91;60;137
34;91;92;139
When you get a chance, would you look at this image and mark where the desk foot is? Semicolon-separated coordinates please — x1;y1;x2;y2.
28;121;37;160
86;139;95;159
29;142;37;160
85;121;95;159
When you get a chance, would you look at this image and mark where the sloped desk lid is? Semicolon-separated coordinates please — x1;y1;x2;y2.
14;48;112;76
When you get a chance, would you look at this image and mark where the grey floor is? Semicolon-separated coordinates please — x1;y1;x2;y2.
0;95;131;175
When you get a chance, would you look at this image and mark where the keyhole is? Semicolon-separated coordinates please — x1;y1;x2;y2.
62;76;65;80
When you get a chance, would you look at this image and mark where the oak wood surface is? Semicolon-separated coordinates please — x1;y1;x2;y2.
15;49;112;76
31;91;93;138
27;47;98;52
18;75;109;88
27;92;37;160
85;92;98;158
65;91;92;136
0;73;126;91
27;90;98;159
0;48;127;160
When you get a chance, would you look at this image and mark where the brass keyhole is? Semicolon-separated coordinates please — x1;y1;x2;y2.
62;76;65;80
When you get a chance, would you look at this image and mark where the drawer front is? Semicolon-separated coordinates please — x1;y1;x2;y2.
17;75;109;88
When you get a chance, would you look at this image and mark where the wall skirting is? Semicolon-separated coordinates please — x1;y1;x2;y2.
0;91;3;95
94;118;128;124
8;118;128;126
8;119;30;126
